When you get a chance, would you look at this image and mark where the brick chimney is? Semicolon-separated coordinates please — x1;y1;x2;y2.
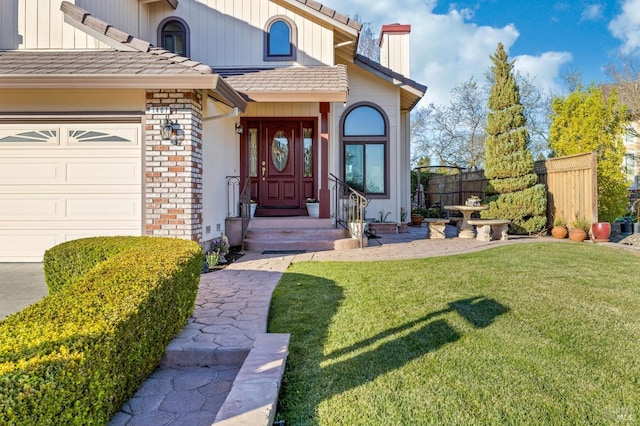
379;24;411;77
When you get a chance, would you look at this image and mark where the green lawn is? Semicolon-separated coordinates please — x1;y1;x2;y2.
268;243;640;425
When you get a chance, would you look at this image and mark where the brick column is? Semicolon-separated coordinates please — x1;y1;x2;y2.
145;89;204;242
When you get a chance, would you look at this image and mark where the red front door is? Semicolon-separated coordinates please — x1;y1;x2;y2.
242;119;316;216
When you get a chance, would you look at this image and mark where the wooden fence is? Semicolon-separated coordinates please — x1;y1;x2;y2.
536;152;598;225
416;152;598;226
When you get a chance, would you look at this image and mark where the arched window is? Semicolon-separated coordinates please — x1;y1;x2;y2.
264;16;297;61
341;103;389;196
158;18;189;57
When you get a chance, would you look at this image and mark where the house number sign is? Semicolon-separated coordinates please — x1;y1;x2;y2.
147;107;171;115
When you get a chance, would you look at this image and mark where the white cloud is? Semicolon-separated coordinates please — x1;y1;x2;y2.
609;0;640;54
320;0;570;106
580;4;604;22
513;52;573;94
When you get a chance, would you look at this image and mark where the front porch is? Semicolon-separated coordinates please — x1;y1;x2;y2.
242;217;365;252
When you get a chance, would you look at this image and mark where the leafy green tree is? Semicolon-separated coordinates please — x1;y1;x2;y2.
549;84;629;222
482;43;547;234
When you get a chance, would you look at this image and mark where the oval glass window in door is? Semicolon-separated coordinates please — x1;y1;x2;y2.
272;130;289;171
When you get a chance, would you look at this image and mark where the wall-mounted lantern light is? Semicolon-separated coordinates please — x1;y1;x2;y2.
235;122;244;135
161;117;175;141
161;116;182;145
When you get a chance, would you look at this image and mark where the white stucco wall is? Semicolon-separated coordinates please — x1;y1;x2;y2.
330;63;409;223
201;99;241;242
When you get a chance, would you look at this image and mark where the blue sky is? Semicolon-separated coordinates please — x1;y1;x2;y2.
319;0;640;107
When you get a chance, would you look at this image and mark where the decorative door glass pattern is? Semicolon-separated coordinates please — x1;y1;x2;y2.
249;128;258;177
271;130;289;172
303;128;313;177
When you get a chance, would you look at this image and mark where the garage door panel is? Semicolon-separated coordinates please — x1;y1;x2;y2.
66;159;141;185
0;160;63;184
0;122;143;262
0;232;61;262
67;125;139;146
66;196;140;220
64;228;141;242
0;126;59;146
0;197;61;220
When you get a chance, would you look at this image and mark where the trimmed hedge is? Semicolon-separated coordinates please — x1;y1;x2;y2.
0;236;203;425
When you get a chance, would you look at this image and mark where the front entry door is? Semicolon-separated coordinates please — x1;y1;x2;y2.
243;120;316;216
261;122;299;210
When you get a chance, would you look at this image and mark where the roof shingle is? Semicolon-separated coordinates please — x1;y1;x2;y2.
217;65;348;99
293;0;362;31
0;50;210;76
59;1;210;74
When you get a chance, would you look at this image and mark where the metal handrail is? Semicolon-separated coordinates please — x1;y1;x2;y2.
238;177;252;250
226;175;252;250
329;173;370;249
226;176;241;217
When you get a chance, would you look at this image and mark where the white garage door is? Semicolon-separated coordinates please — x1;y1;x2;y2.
0;122;142;262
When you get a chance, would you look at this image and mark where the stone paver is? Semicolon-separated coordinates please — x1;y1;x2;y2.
110;253;292;425
110;223;640;425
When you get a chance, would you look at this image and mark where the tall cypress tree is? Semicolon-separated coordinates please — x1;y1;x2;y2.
482;43;547;234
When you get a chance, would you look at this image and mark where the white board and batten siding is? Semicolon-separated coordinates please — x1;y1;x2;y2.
140;0;336;66
0;123;143;262
1;0;111;50
5;0;337;66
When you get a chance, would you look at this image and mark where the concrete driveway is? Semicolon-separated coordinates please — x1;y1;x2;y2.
0;263;48;320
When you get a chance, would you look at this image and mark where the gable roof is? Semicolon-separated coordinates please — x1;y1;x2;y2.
288;0;362;31
216;65;349;102
0;49;245;111
0;1;246;111
274;0;362;60
355;54;427;111
0;50;211;76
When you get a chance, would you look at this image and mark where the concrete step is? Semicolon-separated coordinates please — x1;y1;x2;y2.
248;217;332;229
244;231;349;252
244;218;356;251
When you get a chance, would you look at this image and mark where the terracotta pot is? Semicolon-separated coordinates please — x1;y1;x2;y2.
568;229;587;242
551;226;568;239
591;222;611;242
411;215;424;226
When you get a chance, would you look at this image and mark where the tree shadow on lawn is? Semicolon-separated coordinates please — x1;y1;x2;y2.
272;278;510;421
321;296;510;396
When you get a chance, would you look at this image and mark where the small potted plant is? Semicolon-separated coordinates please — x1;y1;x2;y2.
398;207;408;233
569;218;590;242
369;210;397;233
249;199;257;218
306;197;319;218
633;199;640;234
411;207;424;226
551;217;568;239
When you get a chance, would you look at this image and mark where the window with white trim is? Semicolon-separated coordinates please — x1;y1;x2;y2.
159;18;189;56
341;104;389;196
264;16;297;61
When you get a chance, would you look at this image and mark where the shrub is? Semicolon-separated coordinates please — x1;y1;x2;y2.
482;184;548;234
483;43;547;234
43;236;163;294
0;236;202;425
